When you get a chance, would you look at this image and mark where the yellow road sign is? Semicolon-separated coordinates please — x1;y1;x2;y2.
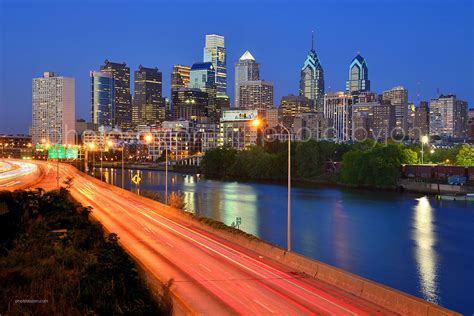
131;174;141;185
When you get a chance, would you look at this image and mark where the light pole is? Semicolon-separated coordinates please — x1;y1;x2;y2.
421;135;429;164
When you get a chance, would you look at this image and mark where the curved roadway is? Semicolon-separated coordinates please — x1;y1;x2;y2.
6;160;396;315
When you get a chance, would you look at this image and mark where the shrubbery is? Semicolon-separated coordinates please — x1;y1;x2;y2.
0;189;172;315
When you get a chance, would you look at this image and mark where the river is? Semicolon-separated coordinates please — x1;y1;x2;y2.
101;167;473;314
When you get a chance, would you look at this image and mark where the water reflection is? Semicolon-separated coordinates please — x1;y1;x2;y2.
413;196;438;303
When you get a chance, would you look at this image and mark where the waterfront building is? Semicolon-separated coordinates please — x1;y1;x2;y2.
280;94;312;128
299;32;324;109
346;54;370;94
429;94;468;138
351;102;393;141
218;109;260;150
413;101;430;140
90;71;114;128
132;65;164;127
323;92;353;142
203;34;227;95
100;60;132;129
31;72;75;145
234;50;260;108
172;88;209;121
382;86;408;136
239;80;274;109
171;65;190;92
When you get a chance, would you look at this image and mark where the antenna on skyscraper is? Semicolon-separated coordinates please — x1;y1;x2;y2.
311;30;314;50
416;81;421;103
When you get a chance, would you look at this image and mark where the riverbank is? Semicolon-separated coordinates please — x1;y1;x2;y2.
0;189;173;315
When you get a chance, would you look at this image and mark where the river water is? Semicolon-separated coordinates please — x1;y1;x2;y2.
101;167;473;314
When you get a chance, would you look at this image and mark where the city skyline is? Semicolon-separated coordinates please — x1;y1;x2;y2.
1;0;473;134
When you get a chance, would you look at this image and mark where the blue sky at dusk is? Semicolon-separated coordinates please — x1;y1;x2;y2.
0;0;472;134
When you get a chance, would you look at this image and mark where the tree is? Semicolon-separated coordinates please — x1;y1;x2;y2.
402;148;419;164
456;144;474;166
201;146;237;177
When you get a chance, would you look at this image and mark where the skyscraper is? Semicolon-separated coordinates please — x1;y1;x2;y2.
100;60;132;130
280;94;312;128
172;88;209;121
171;65;190;92
132;65;164;126
90;71;114;128
382;86;408;136
413;101;430;140
234;50;260;108
189;62;218;120
346;54;370;94
32;72;75;145
238;80;274;109
203;34;227;95
323;92;353;142
429;95;468;138
300;32;324;109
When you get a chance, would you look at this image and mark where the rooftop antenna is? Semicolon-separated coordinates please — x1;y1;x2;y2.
311;30;314;50
416;81;421;103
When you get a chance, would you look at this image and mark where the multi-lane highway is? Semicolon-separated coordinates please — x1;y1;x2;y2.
5;160;395;315
0;160;41;190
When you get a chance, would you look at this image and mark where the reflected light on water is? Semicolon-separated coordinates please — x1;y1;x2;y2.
413;196;438;303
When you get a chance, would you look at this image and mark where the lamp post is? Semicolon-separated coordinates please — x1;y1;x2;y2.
421;135;429;164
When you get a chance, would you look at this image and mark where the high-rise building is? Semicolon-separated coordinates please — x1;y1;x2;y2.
323;92;353;142
172;88;209;121
189;62;218;121
382;86;408;136
132;65;164;126
171;65;190;92
429;95;468;138
346;54;370;94
299;32;324;109
100;60;132;130
90;71;114;128
280;94;312;128
413;101;430;140
468;108;474;138
351;102;393;141
218;109;260;150
238;81;274;109
293;112;328;140
203;34;227;95
234;50;260;108
32;72;75;145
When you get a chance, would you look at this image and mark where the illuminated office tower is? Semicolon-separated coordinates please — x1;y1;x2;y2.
346;54;370;94
300;32;325;109
100;60;132;129
323;92;353;142
429;94;468;138
239;80;274;109
203;34;227;95
382;86;408;135
31;72;75;145
132;65;164;126
235;50;260;108
90;71;114;128
171;65;190;92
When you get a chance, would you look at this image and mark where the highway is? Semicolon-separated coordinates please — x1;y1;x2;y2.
5;160;395;315
0;160;41;190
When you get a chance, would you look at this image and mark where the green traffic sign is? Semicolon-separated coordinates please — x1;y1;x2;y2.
48;145;79;159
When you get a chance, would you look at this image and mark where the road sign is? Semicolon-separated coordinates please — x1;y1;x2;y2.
65;147;78;159
236;217;242;225
131;174;142;185
48;144;65;159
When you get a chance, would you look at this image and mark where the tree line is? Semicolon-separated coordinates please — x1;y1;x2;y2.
201;140;474;188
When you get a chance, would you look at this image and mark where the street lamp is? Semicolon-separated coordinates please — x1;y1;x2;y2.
421;135;429;164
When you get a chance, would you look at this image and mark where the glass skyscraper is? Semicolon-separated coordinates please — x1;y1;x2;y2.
90;71;115;128
346;54;370;94
100;60;132;130
299;32;324;109
203;34;227;95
